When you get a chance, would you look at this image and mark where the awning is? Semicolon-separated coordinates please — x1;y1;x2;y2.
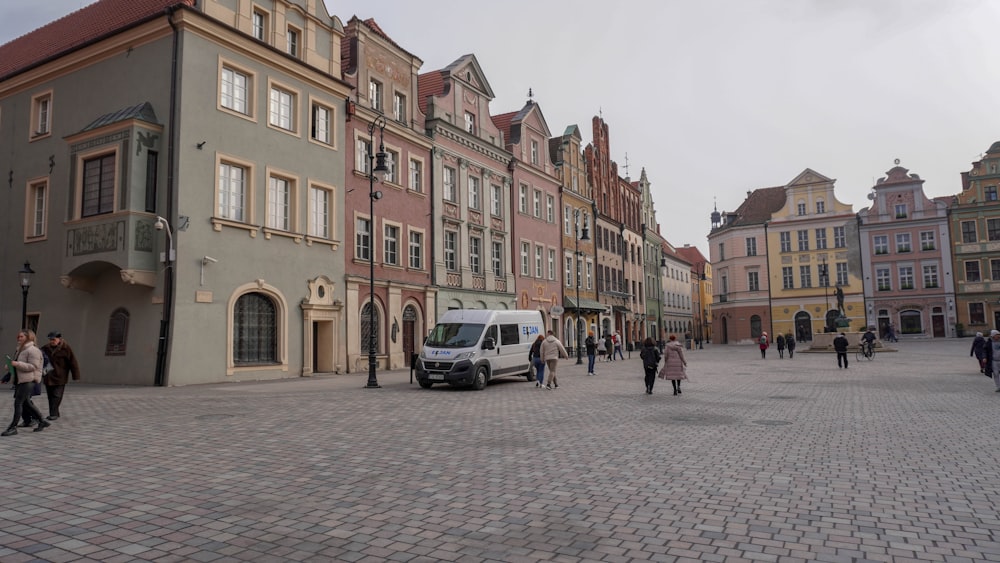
612;305;631;313
563;296;605;312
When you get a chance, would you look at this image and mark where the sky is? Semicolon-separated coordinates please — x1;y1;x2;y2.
4;0;1000;256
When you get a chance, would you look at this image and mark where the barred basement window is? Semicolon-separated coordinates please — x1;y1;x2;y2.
234;292;277;365
105;308;129;356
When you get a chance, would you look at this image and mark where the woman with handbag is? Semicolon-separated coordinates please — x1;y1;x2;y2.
658;334;688;396
2;330;49;436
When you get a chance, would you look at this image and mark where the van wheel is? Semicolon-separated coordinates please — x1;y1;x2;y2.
418;380;433;389
525;372;534;382
471;366;488;390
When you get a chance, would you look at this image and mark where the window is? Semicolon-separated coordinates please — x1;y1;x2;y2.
920;231;936;251
799;265;812;288
384;149;399;184
469;235;481;273
987;186;998;201
356;217;371;261
993;259;1000;281
307;185;331;239
82;153;115;217
833;226;846;248
360;302;380;354
896;233;911;253
818;262;829;286
797;202;806;216
564;205;572;235
443;166;456;202
144;151;158;213
965;261;981;282
782;266;793;289
31;91;52;137
748;271;759;291
894;203;907;219
266;176;292;231
269;85;295;131
218;161;246;221
369;79;382;111
899;266;914;289
409;231;423;269
745;237;756;256
565;256;573;287
586;261;593;289
355;138;371;174
718;242;725;260
836;262;848;286
546;195;554;223
815;228;827;250
468;176;480;210
252;10;267;41
797;230;809;251
234;293;277;365
816;200;825;214
464;111;475;134
286;27;298;57
492;241;503;277
989;218;1000;241
962;221;977;243
26;179;47;239
876;268;891;291
780;232;791;252
534;245;543;277
409;159;423;193
520;242;530;275
548;249;556;280
311;102;332;145
444;231;457;271
105;308;129;356
532;190;541;218
220;66;250;115
383;224;399;265
393;92;406;123
873;235;888;255
923;264;939;288
490;185;502;216
530;140;539;165
970;302;986;325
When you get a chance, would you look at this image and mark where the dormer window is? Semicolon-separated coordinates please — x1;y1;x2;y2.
286;27;299;57
464;111;475;134
30;91;52;139
797;202;806;216
816;200;825;213
368;79;382;112
252;10;267;41
894;203;907;219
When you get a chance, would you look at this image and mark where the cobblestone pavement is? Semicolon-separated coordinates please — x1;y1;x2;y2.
0;339;997;562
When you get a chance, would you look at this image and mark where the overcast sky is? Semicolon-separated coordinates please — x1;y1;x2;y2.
4;0;1000;255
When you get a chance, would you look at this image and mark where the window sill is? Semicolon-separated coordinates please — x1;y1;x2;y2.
262;227;303;243
212;217;260;237
305;235;340;250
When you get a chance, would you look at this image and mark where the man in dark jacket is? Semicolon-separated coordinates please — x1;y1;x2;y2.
971;331;987;374
40;331;81;421
833;332;849;369
584;331;597;376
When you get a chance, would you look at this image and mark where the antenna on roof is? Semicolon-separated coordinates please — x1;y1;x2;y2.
623;153;630;178
527;88;533;103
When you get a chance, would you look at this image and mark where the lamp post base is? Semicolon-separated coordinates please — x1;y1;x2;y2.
364;357;380;389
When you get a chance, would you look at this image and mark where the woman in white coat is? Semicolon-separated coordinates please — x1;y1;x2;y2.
658;334;688;396
3;330;49;435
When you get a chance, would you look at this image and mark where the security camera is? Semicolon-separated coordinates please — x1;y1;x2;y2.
202;256;218;264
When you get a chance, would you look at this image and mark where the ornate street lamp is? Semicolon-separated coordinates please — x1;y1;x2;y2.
365;112;389;389
18;262;34;330
573;208;590;364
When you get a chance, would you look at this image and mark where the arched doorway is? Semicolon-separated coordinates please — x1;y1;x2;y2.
794;311;812;343
931;306;945;337
900;309;922;335
750;315;762;339
720;316;729;344
402;304;418;367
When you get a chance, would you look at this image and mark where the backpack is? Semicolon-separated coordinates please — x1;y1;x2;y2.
641;347;659;369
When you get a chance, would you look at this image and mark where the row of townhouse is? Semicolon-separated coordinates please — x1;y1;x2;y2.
0;0;700;385
709;149;1000;344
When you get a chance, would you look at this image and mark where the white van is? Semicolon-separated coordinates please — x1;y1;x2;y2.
416;309;543;390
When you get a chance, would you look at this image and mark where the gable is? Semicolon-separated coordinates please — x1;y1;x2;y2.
443;54;495;99
786;168;833;188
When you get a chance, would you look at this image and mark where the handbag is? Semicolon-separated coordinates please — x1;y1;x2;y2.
31;380;42;396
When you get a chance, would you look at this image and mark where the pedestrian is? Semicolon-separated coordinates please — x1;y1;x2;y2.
613;331;625;360
985;330;1000;392
759;332;769;359
833;332;849;368
658;334;688;395
604;333;614;362
597;334;607;361
775;334;785;359
529;334;545;388
971;331;987;374
886;323;897;342
639;337;661;394
1;330;49;436
39;331;81;421
539;330;568;389
584;331;597;375
785;332;795;358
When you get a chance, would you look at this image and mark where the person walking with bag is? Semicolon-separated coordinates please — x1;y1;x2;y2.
972;332;987;374
585;331;597;375
604;333;614;362
833;332;849;369
40;331;81;421
658;334;688;395
785;333;796;359
539;330;568;390
639;337;661;394
529;334;545;388
2;330;49;436
776;334;785;359
758;332;769;359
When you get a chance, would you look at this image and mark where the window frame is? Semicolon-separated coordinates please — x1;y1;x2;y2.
286;25;300;57
409;157;424;193
873;235;889;255
969;302;986;325
392;91;406;123
30;90;53;140
79;149;118;219
876;267;891;291
745;237;756;256
383;221;401;266
923;264;939;288
267;79;299;135
443;166;457;203
252;9;268;41
920;230;936;251
265;170;297;232
468;175;481;210
782;266;793;289
309;97;335;148
779;232;791;253
898;265;914;289
490;184;502;217
215;154;254;224
306;182;334;241
25;177;48;241
444;230;458;271
815;228;827;250
355;215;372;262
491;240;503;277
408;228;424;270
961;220;978;243
520;241;530;276
988;218;1000;241
798;265;812;288
797;230;809;251
965;260;981;282
747;271;759;292
368;78;383;112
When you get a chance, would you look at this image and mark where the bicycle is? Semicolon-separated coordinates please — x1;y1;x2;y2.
855;341;876;362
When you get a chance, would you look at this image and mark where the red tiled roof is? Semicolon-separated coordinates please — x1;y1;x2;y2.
674;245;707;267
417;71;445;113
714;186;785;232
0;0;193;80
491;111;515;137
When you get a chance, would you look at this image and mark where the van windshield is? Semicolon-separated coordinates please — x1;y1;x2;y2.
425;323;485;348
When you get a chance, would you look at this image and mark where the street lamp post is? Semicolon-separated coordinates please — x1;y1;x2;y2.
365;112;389;389
820;256;829;333
18;262;35;330
573;209;590;365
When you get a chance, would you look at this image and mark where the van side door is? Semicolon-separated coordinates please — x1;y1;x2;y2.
483;324;500;373
498;323;523;375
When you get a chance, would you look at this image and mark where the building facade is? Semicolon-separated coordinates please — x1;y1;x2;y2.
676;244;710;344
586;116;627;339
640;169;665;342
661;242;693;339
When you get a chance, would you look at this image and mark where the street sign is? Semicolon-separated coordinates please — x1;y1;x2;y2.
550;305;565;316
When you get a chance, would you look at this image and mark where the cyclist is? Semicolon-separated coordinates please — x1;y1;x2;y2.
861;327;877;358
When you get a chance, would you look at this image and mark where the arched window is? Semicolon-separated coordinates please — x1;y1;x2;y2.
750;315;762;338
361;301;381;354
234;292;277;365
106;307;129;356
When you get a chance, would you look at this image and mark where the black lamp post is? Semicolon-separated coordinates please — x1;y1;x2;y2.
365;113;389;389
18;261;34;330
820;256;829;332
574;208;590;364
